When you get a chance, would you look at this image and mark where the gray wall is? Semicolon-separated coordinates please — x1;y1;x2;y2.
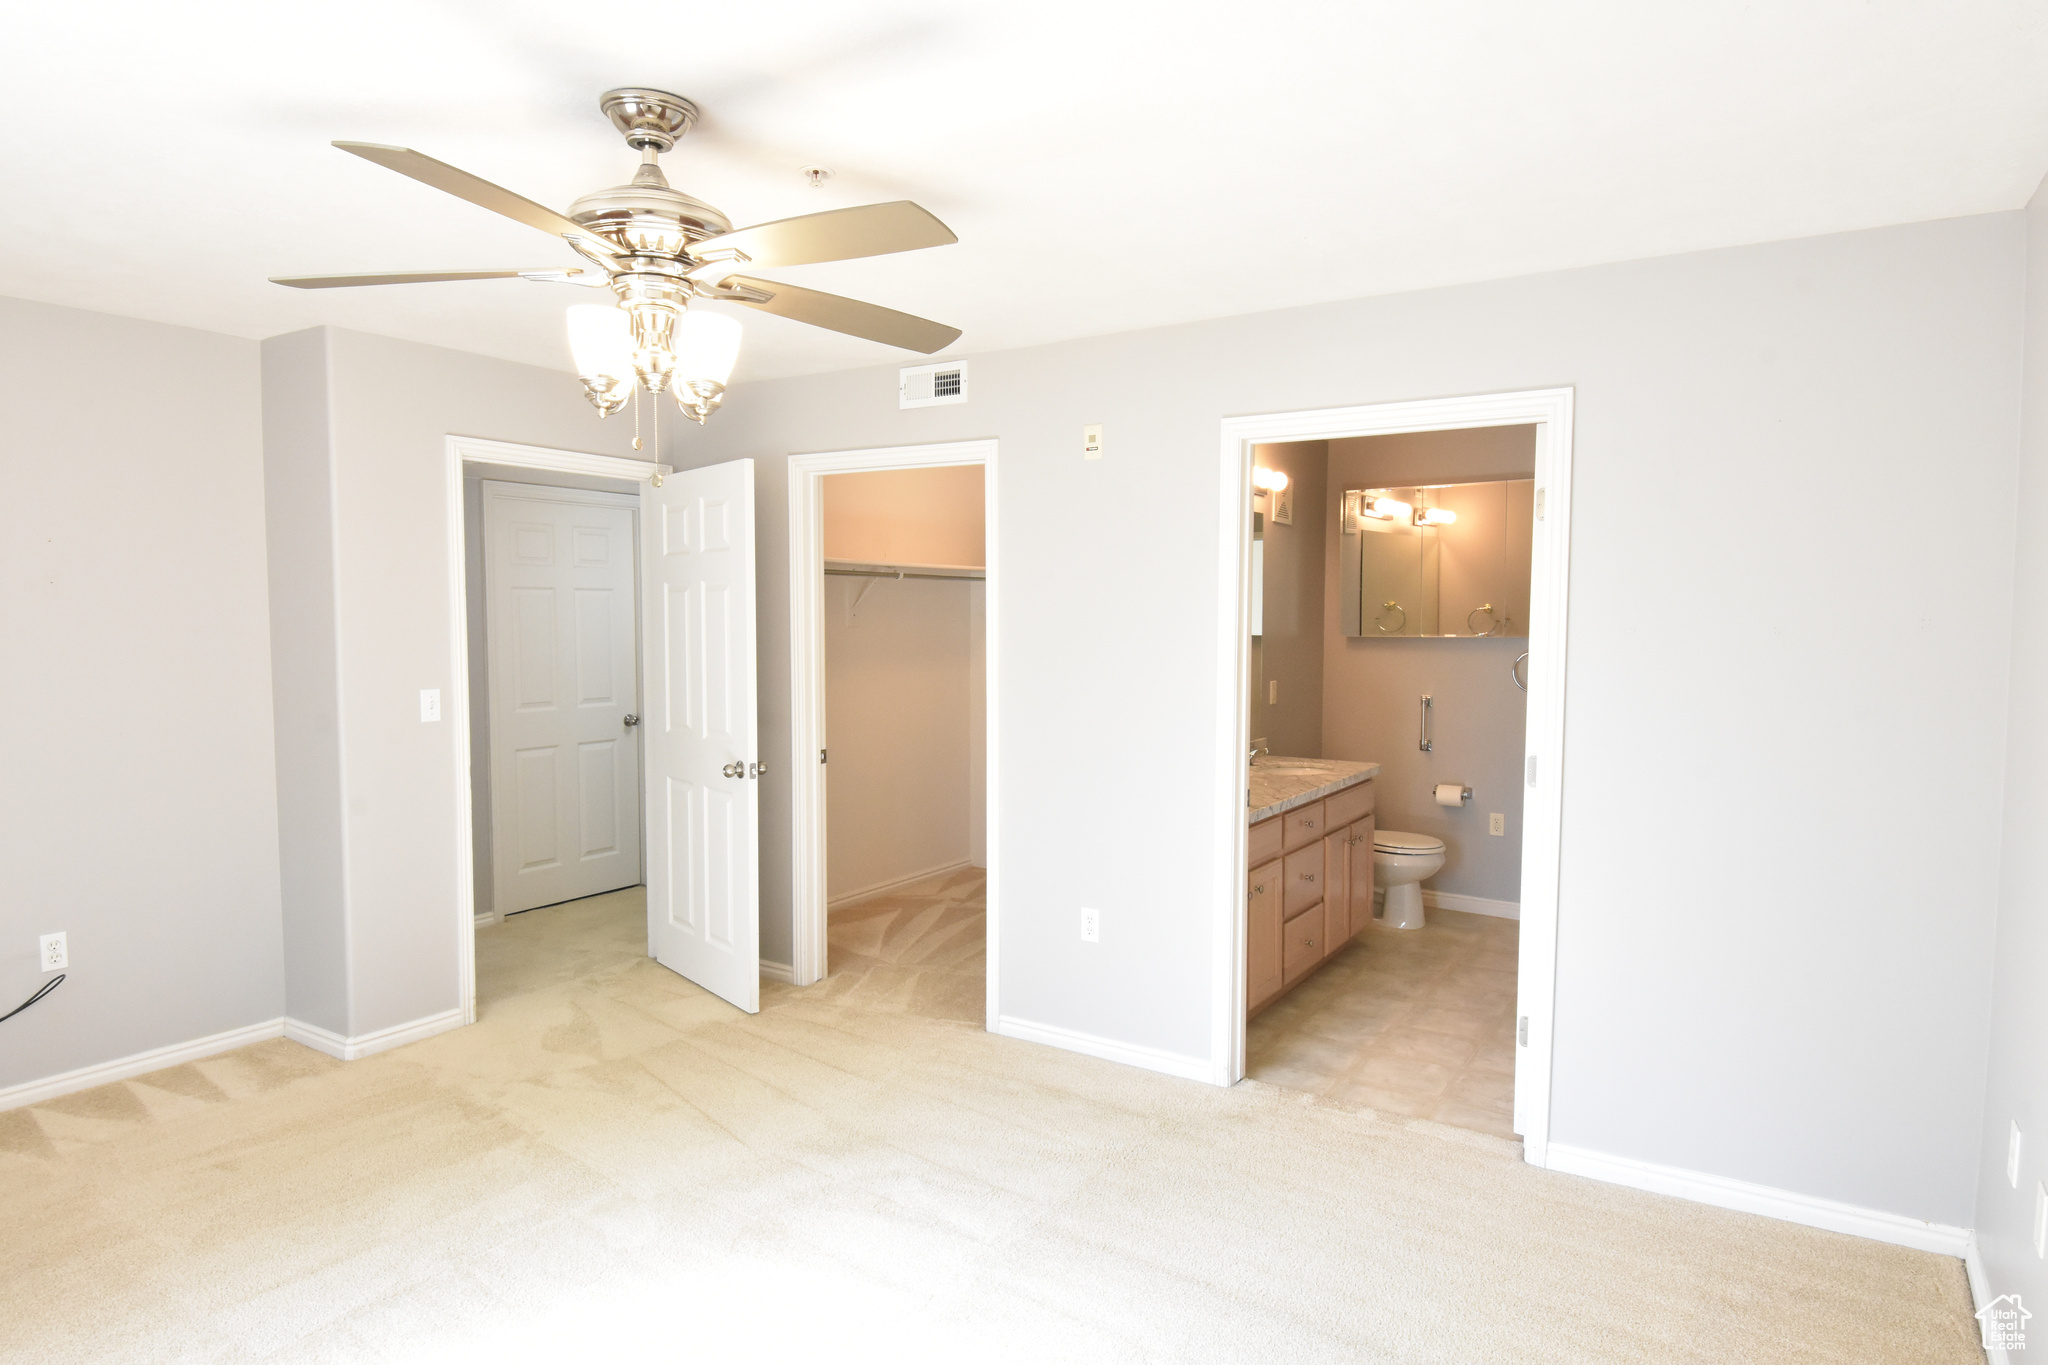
1322;428;1535;904
1974;174;2048;1306
671;212;2022;1229
1;297;283;1088
1248;440;1326;758
262;326;646;1037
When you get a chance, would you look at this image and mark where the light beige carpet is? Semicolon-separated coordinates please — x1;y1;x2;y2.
0;883;1980;1363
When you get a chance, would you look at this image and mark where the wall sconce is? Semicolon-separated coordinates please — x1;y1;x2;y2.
1414;507;1457;527
1252;467;1290;493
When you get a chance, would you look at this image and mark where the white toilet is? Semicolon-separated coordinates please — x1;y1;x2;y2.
1373;830;1447;930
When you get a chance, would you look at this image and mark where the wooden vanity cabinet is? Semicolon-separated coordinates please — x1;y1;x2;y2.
1247;778;1375;1018
1247;859;1283;1011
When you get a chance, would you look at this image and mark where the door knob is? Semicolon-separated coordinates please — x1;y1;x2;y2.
623;714;640;727
722;761;744;778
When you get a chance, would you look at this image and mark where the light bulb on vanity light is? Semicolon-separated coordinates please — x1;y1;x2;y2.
1252;467;1290;492
671;311;743;425
1363;496;1412;522
567;305;635;416
1415;507;1457;527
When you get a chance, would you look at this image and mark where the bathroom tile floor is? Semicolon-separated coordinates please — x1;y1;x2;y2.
1246;907;1520;1139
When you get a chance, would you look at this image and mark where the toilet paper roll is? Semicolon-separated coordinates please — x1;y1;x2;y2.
1435;783;1470;807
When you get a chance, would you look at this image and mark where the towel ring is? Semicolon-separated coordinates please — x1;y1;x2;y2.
1377;600;1407;634
1467;603;1500;636
1512;652;1529;692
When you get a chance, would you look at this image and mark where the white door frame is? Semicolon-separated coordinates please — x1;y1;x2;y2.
1215;390;1573;1164
443;435;670;1025
786;439;998;1026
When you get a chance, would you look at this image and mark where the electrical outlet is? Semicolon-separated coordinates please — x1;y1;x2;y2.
2013;1121;2025;1188
1080;907;1100;943
1489;813;1505;837
419;688;441;723
2035;1181;2046;1257
1083;424;1103;459
39;932;66;972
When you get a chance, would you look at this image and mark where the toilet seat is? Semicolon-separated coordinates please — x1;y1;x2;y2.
1373;831;1445;855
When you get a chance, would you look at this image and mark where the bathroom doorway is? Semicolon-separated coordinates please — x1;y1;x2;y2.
1217;391;1573;1162
786;440;997;1025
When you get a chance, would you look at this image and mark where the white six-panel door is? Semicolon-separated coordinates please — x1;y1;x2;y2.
642;460;760;1012
482;482;643;915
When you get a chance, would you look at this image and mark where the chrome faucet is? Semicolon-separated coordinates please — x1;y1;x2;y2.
1248;744;1267;766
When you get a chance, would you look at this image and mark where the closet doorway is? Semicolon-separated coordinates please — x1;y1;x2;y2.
787;440;998;1027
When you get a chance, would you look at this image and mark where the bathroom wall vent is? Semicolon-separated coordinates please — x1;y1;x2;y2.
900;361;967;409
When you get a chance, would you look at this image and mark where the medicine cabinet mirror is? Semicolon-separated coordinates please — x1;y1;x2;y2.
1339;479;1533;638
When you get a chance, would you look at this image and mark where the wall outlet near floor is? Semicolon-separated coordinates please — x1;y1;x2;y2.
419;688;441;723
39;932;66;972
1080;907;1100;943
2013;1121;2025;1188
1489;813;1505;837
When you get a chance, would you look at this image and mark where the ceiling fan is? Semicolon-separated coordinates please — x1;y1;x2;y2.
273;88;961;425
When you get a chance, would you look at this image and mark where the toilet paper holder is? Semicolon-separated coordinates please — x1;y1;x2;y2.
1435;783;1474;807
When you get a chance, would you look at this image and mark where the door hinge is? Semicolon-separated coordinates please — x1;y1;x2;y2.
820;748;827;764
1518;1016;1529;1047
1536;487;1546;521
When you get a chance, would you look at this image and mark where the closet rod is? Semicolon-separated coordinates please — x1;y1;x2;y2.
825;567;984;581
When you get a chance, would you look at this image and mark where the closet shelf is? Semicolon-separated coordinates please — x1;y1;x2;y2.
824;558;984;581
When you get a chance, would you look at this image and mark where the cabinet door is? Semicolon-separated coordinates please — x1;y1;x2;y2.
1322;826;1351;953
1248;858;1284;1011
1283;904;1327;985
1347;814;1376;938
1283;843;1325;919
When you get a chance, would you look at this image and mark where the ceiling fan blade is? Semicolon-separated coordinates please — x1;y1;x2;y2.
333;142;620;257
694;201;956;268
723;275;960;352
270;267;587;289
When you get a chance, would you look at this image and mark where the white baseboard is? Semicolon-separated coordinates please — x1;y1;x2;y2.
473;911;498;929
0;1016;286;1112
1424;890;1519;920
828;859;975;909
759;958;796;984
284;1008;466;1062
995;1014;1220;1086
1545;1142;1970;1256
1966;1231;2010;1364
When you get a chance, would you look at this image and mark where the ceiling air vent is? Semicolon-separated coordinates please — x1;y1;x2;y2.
900;361;967;409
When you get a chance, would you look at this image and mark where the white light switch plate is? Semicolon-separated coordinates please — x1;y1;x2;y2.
420;688;441;723
39;932;66;972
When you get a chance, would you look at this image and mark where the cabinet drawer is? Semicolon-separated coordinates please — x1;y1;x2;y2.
1283;904;1327;984
1283;801;1327;852
1283;843;1325;919
1326;780;1375;829
1248;814;1284;867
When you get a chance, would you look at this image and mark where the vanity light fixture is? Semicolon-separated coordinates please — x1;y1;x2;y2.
1415;507;1457;527
1361;496;1412;522
1252;467;1290;492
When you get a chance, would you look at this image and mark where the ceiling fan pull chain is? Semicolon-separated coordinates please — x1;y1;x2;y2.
632;383;643;451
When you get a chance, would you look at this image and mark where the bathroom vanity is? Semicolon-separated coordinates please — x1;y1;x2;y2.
1247;759;1380;1016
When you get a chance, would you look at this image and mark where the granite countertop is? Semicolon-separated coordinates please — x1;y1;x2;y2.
1248;757;1381;824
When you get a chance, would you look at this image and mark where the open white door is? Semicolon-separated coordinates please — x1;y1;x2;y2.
641;458;760;1012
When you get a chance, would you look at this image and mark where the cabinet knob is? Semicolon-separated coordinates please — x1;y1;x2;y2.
1301;872;1316;882
1251;884;1265;895
1306;939;1316;948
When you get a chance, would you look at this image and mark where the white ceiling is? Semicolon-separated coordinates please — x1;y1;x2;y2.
6;1;2046;382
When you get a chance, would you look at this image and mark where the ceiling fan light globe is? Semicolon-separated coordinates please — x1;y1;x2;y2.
566;304;634;385
673;311;743;388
